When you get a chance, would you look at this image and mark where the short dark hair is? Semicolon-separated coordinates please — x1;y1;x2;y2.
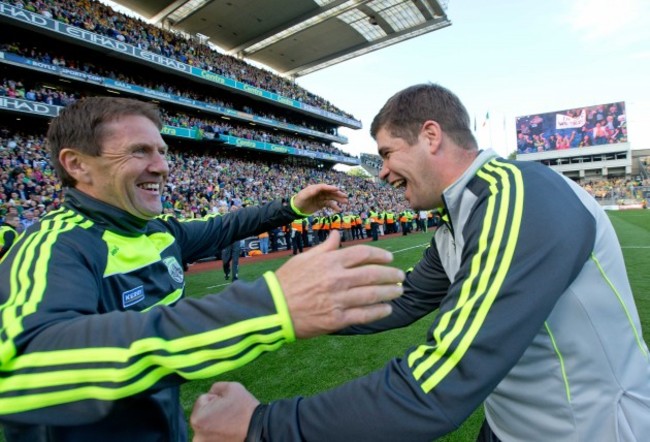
370;83;477;150
47;97;162;187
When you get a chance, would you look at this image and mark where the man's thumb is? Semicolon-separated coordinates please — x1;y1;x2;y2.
314;229;340;253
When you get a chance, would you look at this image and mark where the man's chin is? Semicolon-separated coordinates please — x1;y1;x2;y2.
133;206;163;220
408;199;420;211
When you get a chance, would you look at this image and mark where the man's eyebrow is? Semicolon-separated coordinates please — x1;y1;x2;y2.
129;143;168;152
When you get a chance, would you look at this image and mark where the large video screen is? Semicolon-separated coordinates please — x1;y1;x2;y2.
516;102;626;154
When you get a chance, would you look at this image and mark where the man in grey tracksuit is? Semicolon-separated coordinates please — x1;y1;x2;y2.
192;84;650;442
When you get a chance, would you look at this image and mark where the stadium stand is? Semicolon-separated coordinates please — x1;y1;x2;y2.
360;152;383;175
0;0;418;253
1;0;645;248
3;0;357;119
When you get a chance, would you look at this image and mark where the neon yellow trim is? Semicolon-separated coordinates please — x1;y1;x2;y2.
410;169;501;377
103;231;174;277
409;160;524;393
290;195;311;217
408;167;500;370
141;288;183;312
0;206;72;309
0;313;294;414
0;339;287;414
0;226;12;248
2;313;285;372
177;212;223;223
263;271;296;343
544;322;571;402
590;254;648;359
1;323;287;392
1;213;85;364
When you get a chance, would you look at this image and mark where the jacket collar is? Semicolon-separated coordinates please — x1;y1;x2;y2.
63;188;149;235
441;149;499;234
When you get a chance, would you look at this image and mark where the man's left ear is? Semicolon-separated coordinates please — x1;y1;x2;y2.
59;148;93;185
421;120;442;151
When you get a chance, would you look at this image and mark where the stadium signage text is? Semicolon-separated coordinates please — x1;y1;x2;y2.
161;126;200;139
277;97;294;106
242;85;264;97
26;60;58;72
0;97;59;117
113;81;134;90
60;68;104;83
143;88;173;100
0;3;49;26
235;139;258;148
64;27;131;53
140;51;191;73
199;70;227;85
216;135;358;165
556;110;586;129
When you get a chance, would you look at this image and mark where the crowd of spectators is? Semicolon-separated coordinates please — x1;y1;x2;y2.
517;103;627;154
0;41;340;137
0;74;354;158
0;132;62;229
159;109;354;158
0;130;399;231
0;77;80;105
3;128;648;244
580;177;649;202
360;153;383;171
163;149;402;220
11;0;357;120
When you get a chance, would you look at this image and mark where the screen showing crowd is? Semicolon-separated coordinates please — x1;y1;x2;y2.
516;102;627;154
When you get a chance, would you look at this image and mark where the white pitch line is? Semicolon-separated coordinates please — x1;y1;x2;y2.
392;243;429;254
205;242;648;289
206;282;231;289
204;243;429;289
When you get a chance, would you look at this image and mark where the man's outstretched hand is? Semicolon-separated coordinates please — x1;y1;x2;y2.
292;184;348;215
276;230;404;338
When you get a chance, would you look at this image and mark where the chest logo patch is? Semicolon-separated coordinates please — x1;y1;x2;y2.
122;285;145;308
163;257;184;284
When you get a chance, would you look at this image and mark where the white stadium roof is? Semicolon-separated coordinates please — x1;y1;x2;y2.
109;0;451;77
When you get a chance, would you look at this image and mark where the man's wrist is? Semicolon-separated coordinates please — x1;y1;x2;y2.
290;195;311;217
245;403;269;442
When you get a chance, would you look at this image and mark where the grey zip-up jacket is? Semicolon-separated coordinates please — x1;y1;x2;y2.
256;150;650;441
